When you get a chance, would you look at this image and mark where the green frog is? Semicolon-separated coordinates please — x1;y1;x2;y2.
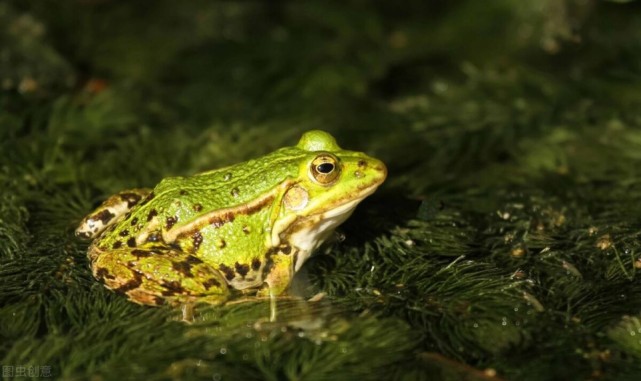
76;130;386;313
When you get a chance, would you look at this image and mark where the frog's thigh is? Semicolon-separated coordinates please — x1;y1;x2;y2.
76;188;152;239
92;246;229;306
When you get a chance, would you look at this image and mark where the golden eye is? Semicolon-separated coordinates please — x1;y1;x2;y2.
309;153;340;185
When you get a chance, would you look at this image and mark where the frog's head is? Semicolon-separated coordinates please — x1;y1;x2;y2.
273;130;387;270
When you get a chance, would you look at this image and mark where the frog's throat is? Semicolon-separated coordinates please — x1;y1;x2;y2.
292;197;360;272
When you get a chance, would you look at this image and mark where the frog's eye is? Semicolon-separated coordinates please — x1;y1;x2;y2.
310;153;340;185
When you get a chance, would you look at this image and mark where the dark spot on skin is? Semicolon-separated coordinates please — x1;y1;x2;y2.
166;216;178;230
192;232;203;252
358;160;367;168
95;267;115;280
146;232;161;242
251;258;261;271
120;192;143;208
119;229;129;237
140;192;155;206
127;237;137;247
218;239;227;249
193;203;203;212
180;190;188;195
261;256;274;281
219;264;235;281
281;245;292;255
124;212;132;220
132;249;152;258
242;226;251;234
114;271;143;293
161;280;186;296
203;278;221;289
231;187;240;197
266;246;279;256
185;255;203;265
94;209;116;225
235;262;249;277
147;209;158;222
131;217;138;226
172;261;193;277
112;241;122;249
169;242;182;251
153;297;166;306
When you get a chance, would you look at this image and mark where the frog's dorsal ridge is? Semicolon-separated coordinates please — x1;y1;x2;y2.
163;180;294;246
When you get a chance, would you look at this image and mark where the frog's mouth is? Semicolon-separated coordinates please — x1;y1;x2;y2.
315;179;383;218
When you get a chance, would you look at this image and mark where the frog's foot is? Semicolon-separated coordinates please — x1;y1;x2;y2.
90;245;230;307
226;292;295;324
76;188;152;239
224;293;299;308
308;292;326;302
181;303;195;323
224;289;264;305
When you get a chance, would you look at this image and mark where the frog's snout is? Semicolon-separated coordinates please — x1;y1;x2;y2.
373;159;387;184
360;157;387;185
350;157;387;192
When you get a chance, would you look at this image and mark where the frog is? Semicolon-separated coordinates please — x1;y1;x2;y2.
76;130;387;317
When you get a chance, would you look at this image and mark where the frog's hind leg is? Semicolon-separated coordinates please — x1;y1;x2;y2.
76;188;151;239
90;245;230;307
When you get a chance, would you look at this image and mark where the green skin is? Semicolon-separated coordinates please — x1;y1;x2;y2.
76;130;387;307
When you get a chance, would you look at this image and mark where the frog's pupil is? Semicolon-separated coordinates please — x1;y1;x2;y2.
317;163;334;174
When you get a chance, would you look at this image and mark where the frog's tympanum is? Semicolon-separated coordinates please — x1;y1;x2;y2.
76;130;386;310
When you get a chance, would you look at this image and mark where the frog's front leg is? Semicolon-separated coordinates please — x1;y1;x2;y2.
257;245;297;321
76;188;152;239
89;244;229;307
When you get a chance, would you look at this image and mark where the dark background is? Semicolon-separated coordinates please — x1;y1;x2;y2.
2;1;641;380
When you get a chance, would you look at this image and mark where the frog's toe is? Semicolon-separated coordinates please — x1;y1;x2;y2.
76;188;152;240
181;303;195;322
76;209;118;239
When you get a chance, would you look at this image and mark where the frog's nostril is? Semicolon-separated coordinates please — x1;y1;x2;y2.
373;160;387;177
